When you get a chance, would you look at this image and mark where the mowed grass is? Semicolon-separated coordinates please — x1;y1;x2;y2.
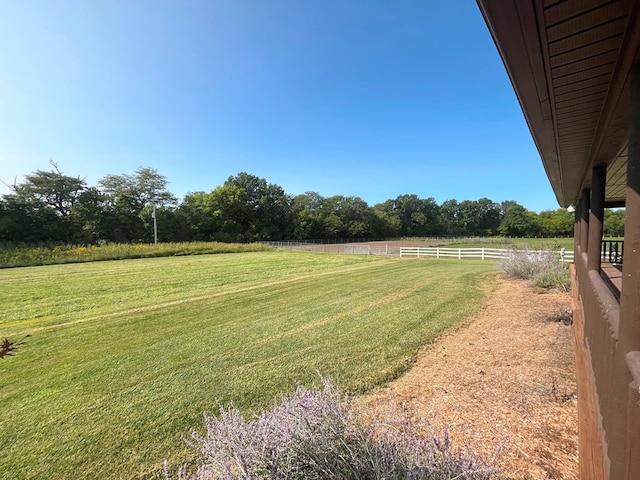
0;251;496;480
446;237;576;250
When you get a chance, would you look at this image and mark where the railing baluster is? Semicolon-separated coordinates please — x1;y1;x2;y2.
601;240;624;265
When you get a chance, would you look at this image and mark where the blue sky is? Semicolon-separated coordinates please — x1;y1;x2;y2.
0;0;560;212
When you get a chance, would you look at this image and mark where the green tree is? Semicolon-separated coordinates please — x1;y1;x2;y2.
223;173;292;240
9;162;86;217
498;203;540;237
179;186;250;242
385;194;441;237
499;200;521;218
439;199;460;236
456;200;481;235
1;162;86;243
70;187;109;244
537;209;574;237
209;184;252;241
332;196;378;239
179;191;216;241
437;198;499;237
476;198;501;235
292;192;328;239
372;200;402;238
604;209;625;237
0;194;64;244
99;167;177;213
98;167;177;242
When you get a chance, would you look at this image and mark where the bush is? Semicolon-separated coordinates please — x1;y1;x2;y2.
165;378;498;479
500;249;570;292
532;271;571;293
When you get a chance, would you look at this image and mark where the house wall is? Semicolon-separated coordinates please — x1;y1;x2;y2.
572;73;640;476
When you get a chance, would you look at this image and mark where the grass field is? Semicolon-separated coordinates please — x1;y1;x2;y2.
0;241;271;268
445;237;575;250
508;237;575;249
0;251;496;479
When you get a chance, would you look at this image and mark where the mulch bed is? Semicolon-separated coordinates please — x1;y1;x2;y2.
357;274;578;479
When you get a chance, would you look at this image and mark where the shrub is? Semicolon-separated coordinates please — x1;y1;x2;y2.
532;271;571;293
165;378;498;480
500;249;570;292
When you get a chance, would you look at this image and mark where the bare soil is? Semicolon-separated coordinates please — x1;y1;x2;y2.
357;274;578;479
281;239;447;253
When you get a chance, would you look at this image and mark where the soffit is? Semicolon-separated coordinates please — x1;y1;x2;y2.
477;0;640;208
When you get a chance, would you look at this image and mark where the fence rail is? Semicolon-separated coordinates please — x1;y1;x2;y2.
269;242;578;262
399;246;575;263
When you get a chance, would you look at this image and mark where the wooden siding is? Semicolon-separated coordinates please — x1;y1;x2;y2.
545;0;633;207
477;0;640;207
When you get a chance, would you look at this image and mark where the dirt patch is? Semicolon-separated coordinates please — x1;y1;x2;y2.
356;275;578;479
280;239;447;253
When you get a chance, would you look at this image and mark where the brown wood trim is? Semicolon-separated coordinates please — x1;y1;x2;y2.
588;269;620;340
476;0;566;206
572;264;607;480
625;351;640;477
588;165;606;271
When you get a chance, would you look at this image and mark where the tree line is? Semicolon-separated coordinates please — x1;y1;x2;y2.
0;164;625;246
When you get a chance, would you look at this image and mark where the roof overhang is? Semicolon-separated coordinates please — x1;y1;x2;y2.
477;0;640;208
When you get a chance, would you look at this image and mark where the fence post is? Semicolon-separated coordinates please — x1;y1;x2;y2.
436;247;440;259
458;248;462;260
482;247;485;260
417;247;420;258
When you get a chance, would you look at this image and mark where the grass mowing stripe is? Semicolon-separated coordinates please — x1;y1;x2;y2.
5;260;388;336
0;252;496;480
0;251;382;334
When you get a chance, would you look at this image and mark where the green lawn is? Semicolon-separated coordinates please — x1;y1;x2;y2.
0;251;496;479
510;237;575;250
446;237;575;250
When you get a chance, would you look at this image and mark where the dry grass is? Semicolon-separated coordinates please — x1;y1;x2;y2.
357;274;578;479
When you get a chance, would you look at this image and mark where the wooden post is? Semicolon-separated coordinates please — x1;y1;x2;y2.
580;188;590;260
588;166;606;272
609;61;640;480
574;205;580;254
620;60;640;361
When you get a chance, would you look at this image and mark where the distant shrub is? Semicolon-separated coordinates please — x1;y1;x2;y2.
500;249;570;292
165;378;498;480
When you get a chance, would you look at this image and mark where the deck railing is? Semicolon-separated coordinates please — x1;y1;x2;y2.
601;239;624;264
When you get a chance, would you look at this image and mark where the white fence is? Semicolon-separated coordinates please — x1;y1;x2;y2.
268;241;576;263
399;247;575;263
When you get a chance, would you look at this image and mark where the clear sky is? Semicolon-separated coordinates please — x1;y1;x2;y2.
0;0;561;212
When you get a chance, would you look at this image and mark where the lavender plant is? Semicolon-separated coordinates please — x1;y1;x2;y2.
500;249;570;291
166;378;498;479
